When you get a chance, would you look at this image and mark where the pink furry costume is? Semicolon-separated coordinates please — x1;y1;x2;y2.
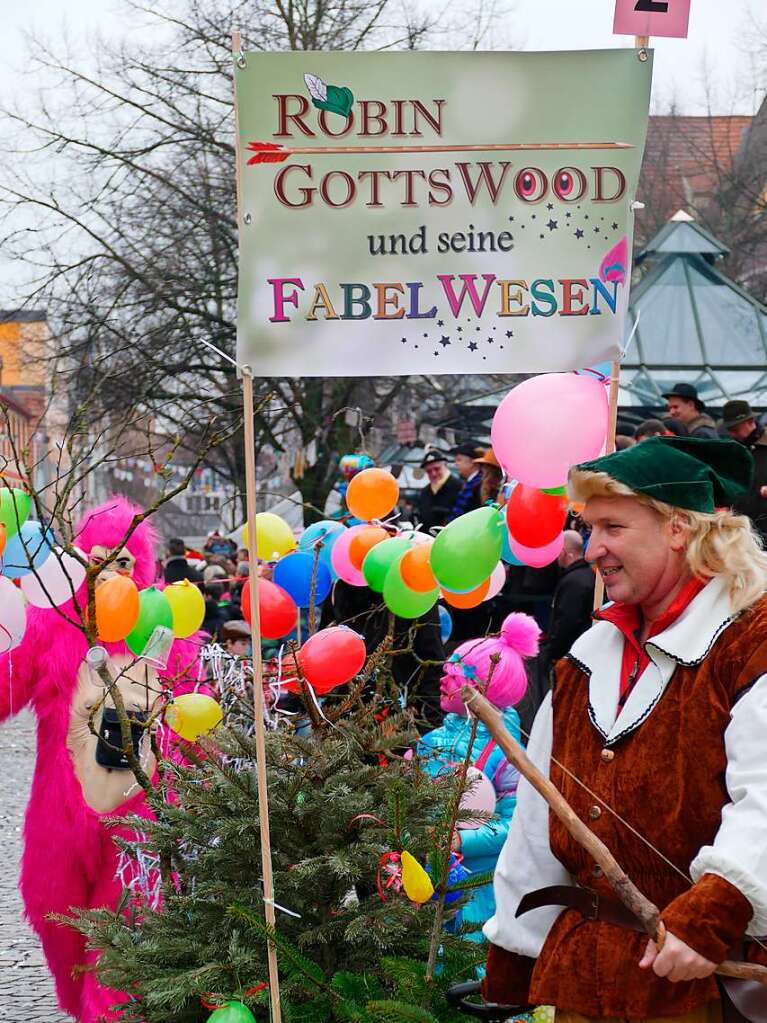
0;498;200;1022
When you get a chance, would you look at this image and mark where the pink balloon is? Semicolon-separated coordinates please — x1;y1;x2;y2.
483;562;507;601
491;374;608;488
509;533;564;568
330;524;370;586
457;767;497;830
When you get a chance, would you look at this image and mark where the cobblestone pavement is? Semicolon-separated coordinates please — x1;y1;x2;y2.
0;711;71;1022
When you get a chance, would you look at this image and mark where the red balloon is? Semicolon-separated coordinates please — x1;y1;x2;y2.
505;485;568;548
297;626;366;695
241;578;298;640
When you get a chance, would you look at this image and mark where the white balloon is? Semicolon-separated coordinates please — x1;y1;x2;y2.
483;561;507;602
0;577;26;652
20;546;86;608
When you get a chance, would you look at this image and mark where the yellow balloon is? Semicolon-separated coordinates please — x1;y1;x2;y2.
400;850;435;904
164;579;205;638
165;693;222;741
243;513;296;560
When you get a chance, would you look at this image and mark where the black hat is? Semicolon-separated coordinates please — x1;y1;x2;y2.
661;382;705;411
722;400;756;429
420;448;448;468
454;441;484;458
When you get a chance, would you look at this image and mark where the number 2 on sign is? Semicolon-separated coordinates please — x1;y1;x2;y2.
635;0;669;11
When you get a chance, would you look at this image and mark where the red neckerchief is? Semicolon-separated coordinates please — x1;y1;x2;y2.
594;577;707;712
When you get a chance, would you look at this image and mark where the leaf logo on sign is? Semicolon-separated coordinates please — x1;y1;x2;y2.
303;73;354;118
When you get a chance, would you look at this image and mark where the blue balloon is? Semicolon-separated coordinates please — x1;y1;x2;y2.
2;521;54;578
273;551;332;609
299;520;345;578
438;604;453;644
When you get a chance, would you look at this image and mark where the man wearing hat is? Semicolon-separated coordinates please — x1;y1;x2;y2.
723;400;767;544
663;383;718;439
482;437;767;1023
418;448;462;533
448;442;486;521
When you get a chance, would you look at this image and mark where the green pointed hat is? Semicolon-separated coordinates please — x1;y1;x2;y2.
312;85;354;119
573;436;754;513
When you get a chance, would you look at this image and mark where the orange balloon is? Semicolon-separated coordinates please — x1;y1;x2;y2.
348;525;388;570
95;575;140;642
346;468;399;521
0;522;5;557
400;542;436;592
441;578;491;609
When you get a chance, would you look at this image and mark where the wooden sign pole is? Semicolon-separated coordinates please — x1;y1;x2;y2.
593;33;648;613
233;31;283;1023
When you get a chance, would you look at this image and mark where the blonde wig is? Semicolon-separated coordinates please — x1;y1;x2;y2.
569;468;767;614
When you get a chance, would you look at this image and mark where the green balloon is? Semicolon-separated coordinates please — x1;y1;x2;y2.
429;507;503;592
0;487;31;540
362;536;412;592
383;555;438;619
541;485;567;496
126;587;173;656
207;1002;257;1023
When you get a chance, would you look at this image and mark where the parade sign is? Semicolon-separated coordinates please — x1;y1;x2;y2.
235;50;652;376
613;0;692;39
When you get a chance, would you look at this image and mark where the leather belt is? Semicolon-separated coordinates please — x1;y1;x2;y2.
515;884;646;932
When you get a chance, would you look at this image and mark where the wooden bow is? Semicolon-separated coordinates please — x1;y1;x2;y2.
461;686;767;986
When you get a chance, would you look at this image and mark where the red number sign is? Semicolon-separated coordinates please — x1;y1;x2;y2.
613;0;691;38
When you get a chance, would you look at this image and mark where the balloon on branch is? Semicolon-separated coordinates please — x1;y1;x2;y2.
457;766;497;829
399;542;437;592
506;485;568;548
297;626;366;694
0;487;31;541
362;535;411;593
0;523;5;557
298;519;346;576
243;512;296;560
0;576;26;653
329;523;370;587
95;576;140;642
491;373;608;489
21;547;86;608
126;587;173;656
165;693;223;742
383;557;438;619
509;532;564;568
345;467;399;521
430;507;503;592
400;850;435;904
242;577;298;640
441;578;490;609
438;604;453;643
348;525;388;570
206;1001;258;1023
484;561;507;601
1;521;54;578
164;579;205;637
274;550;332;608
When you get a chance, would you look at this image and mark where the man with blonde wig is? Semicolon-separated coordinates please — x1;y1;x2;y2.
482;436;767;1023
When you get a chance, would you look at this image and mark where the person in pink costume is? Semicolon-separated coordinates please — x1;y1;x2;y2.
0;497;202;1022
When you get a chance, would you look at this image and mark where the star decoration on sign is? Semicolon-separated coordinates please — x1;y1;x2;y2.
566;212;572;219
401;337;407;343
612;222;619;230
437;320;444;327
547;219;558;231
506;330;514;338
575;228;584;239
486;337;494;344
468;341;478;352
439;335;451;347
546;202;554;210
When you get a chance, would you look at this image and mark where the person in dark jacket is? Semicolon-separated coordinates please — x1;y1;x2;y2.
448;442;485;521
539;530;595;678
662;382;718;438
417;449;462;533
723;399;767;543
163;537;202;584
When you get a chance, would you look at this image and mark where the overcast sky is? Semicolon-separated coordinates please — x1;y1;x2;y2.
1;0;764;114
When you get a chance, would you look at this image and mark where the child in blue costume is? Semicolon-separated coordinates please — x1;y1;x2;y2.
417;612;540;944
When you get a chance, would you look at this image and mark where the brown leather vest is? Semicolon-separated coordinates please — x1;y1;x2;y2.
529;596;767;1018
